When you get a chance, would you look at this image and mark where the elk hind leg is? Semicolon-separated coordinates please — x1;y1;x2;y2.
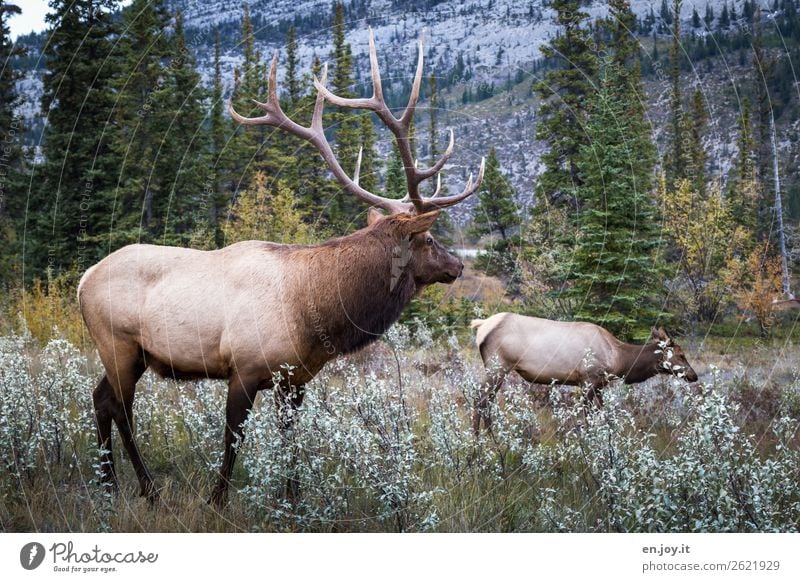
473;368;507;435
92;375;117;491
105;352;155;500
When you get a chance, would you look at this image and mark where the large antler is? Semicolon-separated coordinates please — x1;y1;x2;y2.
228;28;484;215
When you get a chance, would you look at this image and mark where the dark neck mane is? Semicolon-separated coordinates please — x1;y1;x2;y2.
295;225;417;356
617;342;662;384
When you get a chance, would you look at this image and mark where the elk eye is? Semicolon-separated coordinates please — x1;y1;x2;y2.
426;236;434;246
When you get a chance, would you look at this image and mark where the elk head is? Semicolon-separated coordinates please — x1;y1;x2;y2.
651;327;699;382
228;29;484;289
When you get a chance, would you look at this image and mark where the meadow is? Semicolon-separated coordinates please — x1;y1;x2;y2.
1;309;799;533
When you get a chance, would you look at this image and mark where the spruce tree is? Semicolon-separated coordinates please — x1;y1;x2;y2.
471;148;518;241
108;0;172;244
328;1;361;229
209;30;228;230
686;90;709;196
728;98;759;238
667;0;686;185
566;62;662;340
151;10;211;246
31;0;119;276
534;0;597;208
0;1;27;282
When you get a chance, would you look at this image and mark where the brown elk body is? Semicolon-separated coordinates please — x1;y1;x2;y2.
470;313;698;432
78;30;484;506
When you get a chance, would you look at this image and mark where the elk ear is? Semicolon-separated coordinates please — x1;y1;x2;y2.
651;326;668;342
400;210;441;235
367;207;385;226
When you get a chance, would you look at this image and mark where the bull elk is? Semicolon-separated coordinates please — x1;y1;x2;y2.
470;313;698;432
78;30;484;506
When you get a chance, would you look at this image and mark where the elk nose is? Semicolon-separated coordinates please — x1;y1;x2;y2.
458;261;464;277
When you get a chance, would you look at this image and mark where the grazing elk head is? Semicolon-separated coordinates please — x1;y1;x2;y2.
228;29;484;292
651;327;699;382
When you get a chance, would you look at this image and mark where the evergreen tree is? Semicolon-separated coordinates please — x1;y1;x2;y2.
471;148;518;241
385;141;406;199
667;0;686;185
719;2;730;30
209;30;228;231
534;0;597;208
294;56;336;221
108;0;172;244
150;10;210;246
285;25;302;110
0;1;27;281
328;1;361;228
566;62;662;340
728;98;759;237
427;73;453;244
358;114;378;193
686;89;709;196
704;4;715;28
30;0;119;276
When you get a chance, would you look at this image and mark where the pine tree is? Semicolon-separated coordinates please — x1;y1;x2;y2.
30;0;119;276
566;61;662;340
534;0;597;207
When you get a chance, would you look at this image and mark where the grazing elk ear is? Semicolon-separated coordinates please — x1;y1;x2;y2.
399;210;441;236
651;326;668;342
367;207;385;226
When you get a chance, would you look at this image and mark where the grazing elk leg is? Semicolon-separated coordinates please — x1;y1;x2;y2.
210;375;260;508
472;369;507;435
581;380;605;413
92;375;118;490
274;383;306;502
106;356;155;500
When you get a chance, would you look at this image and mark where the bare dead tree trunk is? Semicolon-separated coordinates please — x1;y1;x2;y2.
770;110;792;298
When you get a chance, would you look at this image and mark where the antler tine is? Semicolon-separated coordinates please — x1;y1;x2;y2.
368;28;384;103
416;128;454;181
399;38;424;129
431;173;442;198
418;156;486;212
353;147;363;186
311;63;329;131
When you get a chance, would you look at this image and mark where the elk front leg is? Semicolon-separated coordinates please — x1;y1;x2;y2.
210;375;259;508
274;383;306;502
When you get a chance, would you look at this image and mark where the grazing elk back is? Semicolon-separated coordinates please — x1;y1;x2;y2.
470;313;698;432
79;29;484;506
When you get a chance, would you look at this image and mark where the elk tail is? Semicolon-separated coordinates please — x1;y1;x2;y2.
470;318;486;330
